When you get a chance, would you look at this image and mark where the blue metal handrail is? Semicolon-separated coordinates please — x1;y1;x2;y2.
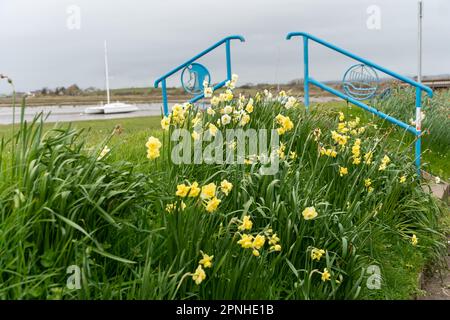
154;35;245;115
286;32;433;175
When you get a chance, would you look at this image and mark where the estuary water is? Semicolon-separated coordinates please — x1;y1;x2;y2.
0;103;167;124
0;97;340;125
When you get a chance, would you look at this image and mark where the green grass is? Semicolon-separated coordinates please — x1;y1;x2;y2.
0;90;447;300
1;99;448;178
306;97;450;180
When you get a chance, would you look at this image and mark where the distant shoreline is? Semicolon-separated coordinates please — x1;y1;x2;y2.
0;84;325;107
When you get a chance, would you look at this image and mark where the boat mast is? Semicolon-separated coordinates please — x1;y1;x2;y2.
104;40;111;104
417;0;423;83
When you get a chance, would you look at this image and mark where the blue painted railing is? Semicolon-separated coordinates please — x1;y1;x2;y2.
154;35;245;116
286;32;433;175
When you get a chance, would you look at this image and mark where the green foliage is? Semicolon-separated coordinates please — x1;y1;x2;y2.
0;90;446;300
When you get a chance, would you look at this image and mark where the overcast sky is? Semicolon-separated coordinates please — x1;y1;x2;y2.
0;0;449;94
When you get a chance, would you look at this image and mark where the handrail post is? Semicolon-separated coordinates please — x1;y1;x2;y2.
303;37;310;111
162;79;168;116
226;40;232;80
415;87;422;176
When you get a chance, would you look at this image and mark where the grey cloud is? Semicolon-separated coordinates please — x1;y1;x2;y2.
0;0;449;94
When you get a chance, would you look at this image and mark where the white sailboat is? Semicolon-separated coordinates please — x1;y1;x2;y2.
85;41;139;114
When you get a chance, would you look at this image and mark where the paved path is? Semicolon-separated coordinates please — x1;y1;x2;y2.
418;171;450;300
418;244;450;300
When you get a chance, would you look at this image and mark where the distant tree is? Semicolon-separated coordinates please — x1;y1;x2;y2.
288;79;304;86
66;84;81;96
85;86;98;94
40;87;50;95
240;83;254;89
54;86;66;95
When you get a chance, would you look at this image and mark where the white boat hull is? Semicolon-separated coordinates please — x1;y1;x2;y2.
103;103;139;114
84;106;105;114
84;103;138;115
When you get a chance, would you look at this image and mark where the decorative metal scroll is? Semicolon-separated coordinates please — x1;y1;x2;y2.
378;87;392;100
181;63;211;95
342;64;379;100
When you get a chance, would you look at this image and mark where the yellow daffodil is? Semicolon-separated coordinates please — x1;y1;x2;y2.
252;235;265;250
271;244;282;251
221;114;231;125
399;175;407;184
192;265;206;285
364;151;373;165
244;159;253;165
312;128;322;141
161;116;170;130
204;87;213;98
339;166;348;177
146;136;162;160
225;89;233;101
252;249;260;257
339;112;345;122
321;268;331;281
378;155;391;171
311;248;326;261
210;96;220;106
220;179;233;196
171;104;186;125
321;147;338;158
238;215;253;231
191;114;202;128
281;116;294;131
277;143;286;160
365;178;372;188
331;131;348;146
240;113;251;126
205;197;221;213
209;123;218;136
302;206;318;220
176;183;190;197
199;252;214;268
275;114;294;135
338;122;349;134
223;105;233;114
351;140;361;158
201;183;216;199
269;234;280;245
238;234;254;249
411;234;418;246
189;182;200;197
165;203;175;213
165;201;186;213
192;131;200;141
